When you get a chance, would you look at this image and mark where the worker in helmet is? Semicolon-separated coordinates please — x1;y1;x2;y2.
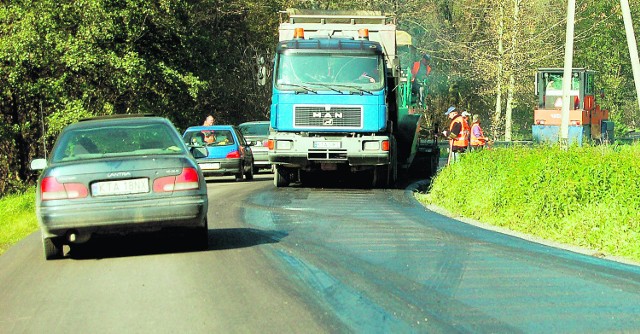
461;111;471;149
442;106;469;165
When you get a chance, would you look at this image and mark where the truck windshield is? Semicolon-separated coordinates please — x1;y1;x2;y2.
275;53;384;92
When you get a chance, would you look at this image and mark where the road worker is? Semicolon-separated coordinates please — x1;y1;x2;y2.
470;114;489;150
442;106;469;165
461;111;471;149
411;54;432;106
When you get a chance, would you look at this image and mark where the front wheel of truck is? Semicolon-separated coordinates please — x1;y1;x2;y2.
274;165;290;187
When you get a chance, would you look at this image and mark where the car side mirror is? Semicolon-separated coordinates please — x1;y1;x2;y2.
30;158;47;170
190;146;208;159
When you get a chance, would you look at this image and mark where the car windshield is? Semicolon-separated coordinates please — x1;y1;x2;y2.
275;53;384;91
239;123;269;137
184;129;235;146
52;123;184;163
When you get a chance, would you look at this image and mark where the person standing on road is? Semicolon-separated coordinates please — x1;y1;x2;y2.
202;115;216;144
461;111;471;150
203;115;215;126
442;106;469;165
470;114;489;150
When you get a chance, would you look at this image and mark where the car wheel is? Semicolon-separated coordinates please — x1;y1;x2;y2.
43;237;63;260
253;165;260;175
245;163;254;181
190;218;209;250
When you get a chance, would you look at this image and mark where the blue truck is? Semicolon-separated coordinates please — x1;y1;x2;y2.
268;9;439;187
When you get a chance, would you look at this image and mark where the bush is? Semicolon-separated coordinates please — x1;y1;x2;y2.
420;143;640;262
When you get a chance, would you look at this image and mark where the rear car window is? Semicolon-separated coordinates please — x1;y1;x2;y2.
239;123;269;136
184;130;235;146
52;123;183;163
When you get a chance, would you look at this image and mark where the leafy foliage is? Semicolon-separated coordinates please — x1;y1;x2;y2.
2;0;640;195
0;0;280;194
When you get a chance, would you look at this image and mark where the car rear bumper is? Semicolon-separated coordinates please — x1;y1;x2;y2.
198;159;242;176
252;153;270;166
38;194;208;239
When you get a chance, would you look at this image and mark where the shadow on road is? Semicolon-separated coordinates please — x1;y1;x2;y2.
66;227;286;260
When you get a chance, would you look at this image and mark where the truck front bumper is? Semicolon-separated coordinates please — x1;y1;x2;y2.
268;133;390;168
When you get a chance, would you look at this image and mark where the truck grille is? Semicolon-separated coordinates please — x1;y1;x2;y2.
294;105;363;128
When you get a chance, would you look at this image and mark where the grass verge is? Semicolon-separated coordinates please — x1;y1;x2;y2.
417;143;640;263
0;188;38;255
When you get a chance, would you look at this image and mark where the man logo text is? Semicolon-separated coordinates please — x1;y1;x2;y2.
312;112;343;119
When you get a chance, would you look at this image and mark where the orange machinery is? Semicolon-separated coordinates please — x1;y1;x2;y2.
533;68;613;144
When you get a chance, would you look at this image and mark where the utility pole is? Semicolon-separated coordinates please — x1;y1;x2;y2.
560;0;576;146
621;0;640;113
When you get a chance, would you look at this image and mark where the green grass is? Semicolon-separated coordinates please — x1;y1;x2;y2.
417;143;640;263
0;188;38;255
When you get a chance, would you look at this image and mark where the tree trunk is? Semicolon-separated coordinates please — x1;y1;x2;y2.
493;2;505;140
505;0;521;142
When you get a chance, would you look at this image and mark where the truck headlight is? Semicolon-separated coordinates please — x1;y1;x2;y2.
363;141;380;151
276;140;292;150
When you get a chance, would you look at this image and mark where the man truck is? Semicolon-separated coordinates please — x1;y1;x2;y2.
267;9;438;187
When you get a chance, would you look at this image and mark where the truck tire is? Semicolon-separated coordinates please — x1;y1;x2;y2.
372;165;390;188
274;165;290;187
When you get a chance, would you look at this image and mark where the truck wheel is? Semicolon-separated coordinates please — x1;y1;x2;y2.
372;165;389;188
274;165;290;187
43;237;63;260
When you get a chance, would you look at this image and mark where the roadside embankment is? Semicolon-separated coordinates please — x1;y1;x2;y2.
415;143;640;264
0;188;37;255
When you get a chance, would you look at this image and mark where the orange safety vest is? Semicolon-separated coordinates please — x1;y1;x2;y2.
411;62;431;82
449;116;469;148
463;117;471;143
411;62;420;81
470;122;486;146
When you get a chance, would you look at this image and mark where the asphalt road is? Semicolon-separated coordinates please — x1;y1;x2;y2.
2;172;640;333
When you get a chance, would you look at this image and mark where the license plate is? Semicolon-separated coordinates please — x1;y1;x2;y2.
92;178;149;197
200;162;220;170
314;141;341;149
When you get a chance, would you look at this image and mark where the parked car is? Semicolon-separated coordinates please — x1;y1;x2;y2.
238;121;271;173
182;125;255;181
30;115;210;260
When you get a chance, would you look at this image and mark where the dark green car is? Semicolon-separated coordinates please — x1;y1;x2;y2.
30;115;209;260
